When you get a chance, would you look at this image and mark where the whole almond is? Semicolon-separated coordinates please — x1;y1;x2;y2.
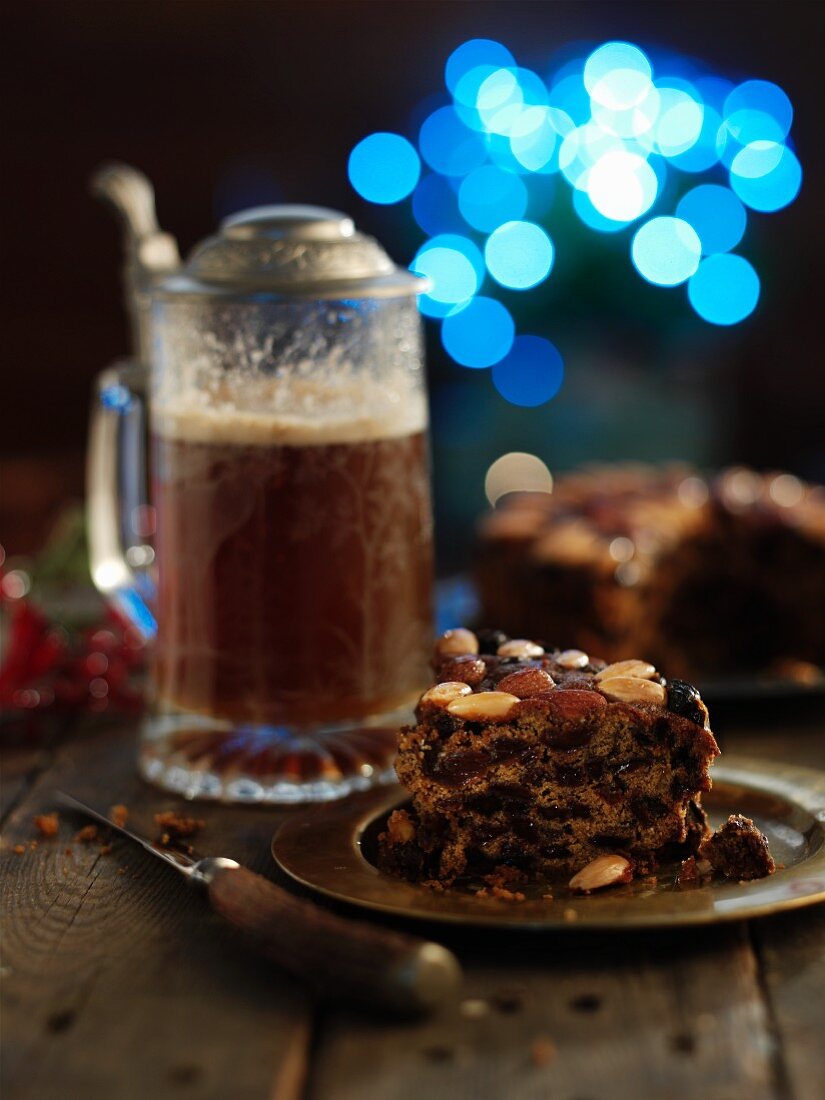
447;691;520;721
496;668;556;698
497;639;545;659
544;689;607;719
556;649;589;670
438;655;487;686
435;628;479;658
421;682;473;707
595;658;656;681
597;676;666;705
569;855;633;893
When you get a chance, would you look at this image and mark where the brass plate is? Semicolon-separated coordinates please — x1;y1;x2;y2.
272;756;825;929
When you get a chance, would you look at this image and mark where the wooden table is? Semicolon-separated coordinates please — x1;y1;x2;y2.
2;703;824;1100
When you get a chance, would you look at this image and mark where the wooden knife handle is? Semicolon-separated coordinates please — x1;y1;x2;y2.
207;865;461;1014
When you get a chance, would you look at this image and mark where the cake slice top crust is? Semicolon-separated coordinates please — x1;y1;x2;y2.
426;628;716;739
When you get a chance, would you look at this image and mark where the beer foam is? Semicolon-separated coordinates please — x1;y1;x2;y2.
153;386;428;446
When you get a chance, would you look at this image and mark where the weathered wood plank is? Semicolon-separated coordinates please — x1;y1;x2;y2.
309;922;782;1100
0;722;313;1100
752;900;825;1100
0;742;52;824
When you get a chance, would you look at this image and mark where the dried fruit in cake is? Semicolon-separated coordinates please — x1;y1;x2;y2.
378;630;720;885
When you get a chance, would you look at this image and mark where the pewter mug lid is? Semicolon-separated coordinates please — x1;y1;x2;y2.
156;204;425;302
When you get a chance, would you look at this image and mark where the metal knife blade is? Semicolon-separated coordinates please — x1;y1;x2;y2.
56;791;204;878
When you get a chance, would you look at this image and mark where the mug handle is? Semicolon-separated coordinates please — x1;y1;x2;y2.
86;359;157;640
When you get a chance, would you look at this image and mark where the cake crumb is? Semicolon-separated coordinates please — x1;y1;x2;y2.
484;865;528;889
475;884;526;902
13;844;26;855
75;825;99;843
530;1036;557;1068
699;815;776;881
563;907;578;922
99;844;112;856
109;804;129;828
154;811;204;843
64;848;73;856
33;813;59;838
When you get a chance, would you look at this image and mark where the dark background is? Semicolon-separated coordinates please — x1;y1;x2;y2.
3;0;823;565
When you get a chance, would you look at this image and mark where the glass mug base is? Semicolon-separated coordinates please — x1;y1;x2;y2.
137;705;412;803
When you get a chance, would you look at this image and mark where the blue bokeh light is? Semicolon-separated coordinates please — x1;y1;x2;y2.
419;107;487;177
458;165;529;231
510;107;558;172
586;149;658;221
723;108;786;148
491;335;565;406
667;105;723;172
676;184;746;254
411;246;480;305
412;173;463;235
549;72;592;125
446;39;515;94
730;143;802;211
687;254;760;324
412;234;484;317
655;87;704;156
631;216;702;285
584;42;653;110
349;37;800;338
725;80;792;136
485;221;555;289
348;133;420;204
572;188;626;232
441;296;515;368
694;75;735;111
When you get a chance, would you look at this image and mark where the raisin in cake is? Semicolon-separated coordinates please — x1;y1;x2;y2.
476;464;825;679
379;628;720;885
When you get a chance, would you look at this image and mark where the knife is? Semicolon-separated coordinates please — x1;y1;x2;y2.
56;791;461;1014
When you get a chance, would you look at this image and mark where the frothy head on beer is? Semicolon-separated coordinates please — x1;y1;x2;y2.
153;374;428;446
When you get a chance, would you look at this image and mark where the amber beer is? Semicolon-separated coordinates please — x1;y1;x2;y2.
151;406;433;727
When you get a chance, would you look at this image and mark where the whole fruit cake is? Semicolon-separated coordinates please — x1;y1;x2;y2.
475;464;825;679
379;627;727;888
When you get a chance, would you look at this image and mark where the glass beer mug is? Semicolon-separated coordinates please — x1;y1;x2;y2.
88;197;433;802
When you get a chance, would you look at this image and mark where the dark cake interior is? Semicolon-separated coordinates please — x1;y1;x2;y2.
379;628;721;885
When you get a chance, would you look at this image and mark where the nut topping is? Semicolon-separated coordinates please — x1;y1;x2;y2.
435;628;480;658
497;639;545;659
556;649;589;670
595;659;656;682
496;668;555;698
569;855;633;893
421;682;473;707
438;655;487;687
447;691;520;721
597;676;667;705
